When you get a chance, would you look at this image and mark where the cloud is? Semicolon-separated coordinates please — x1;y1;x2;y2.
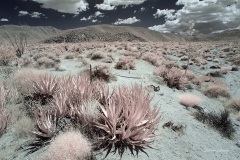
96;2;115;10
105;0;145;6
95;11;104;17
149;0;240;34
32;0;89;14
92;19;97;23
80;17;87;21
80;11;104;21
140;7;145;11
31;12;44;18
153;9;176;20
114;17;140;25
0;18;9;22
96;0;146;10
18;11;29;16
18;11;45;18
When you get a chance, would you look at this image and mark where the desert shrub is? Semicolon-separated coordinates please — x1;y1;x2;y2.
154;65;168;77
236;113;240;121
13;69;48;95
154;67;188;90
200;82;230;98
0;84;11;136
163;60;179;69
36;57;55;68
14;113;35;138
227;99;240;112
90;52;105;60
225;54;240;65
193;110;235;139
64;54;74;59
44;131;92;160
91;65;114;82
179;93;202;108
185;71;196;80
141;53;160;66
101;57;113;63
44;59;56;68
0;48;14;66
93;85;161;158
115;58;135;70
192;76;215;85
165;68;188;90
0;67;15;78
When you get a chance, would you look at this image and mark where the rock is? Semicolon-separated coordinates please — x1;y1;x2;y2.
222;48;230;52
236;141;240;148
207;58;212;61
210;65;221;69
56;65;66;71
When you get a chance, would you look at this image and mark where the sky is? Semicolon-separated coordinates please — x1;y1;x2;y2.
0;0;239;34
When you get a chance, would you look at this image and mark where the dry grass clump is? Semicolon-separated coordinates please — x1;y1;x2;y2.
91;65;114;82
192;76;215;85
14;113;35;138
225;53;240;65
90;52;105;60
154;65;168;77
154;67;188;90
141;53;160;66
44;131;92;160
179;93;202;108
227;99;240;112
36;57;56;68
12;69;49;95
200;82;230;98
115;57;135;70
0;48;14;66
64;54;74;59
193;110;235;139
93;85;161;158
0;84;11;136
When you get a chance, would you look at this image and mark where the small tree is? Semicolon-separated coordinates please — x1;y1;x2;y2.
4;25;28;59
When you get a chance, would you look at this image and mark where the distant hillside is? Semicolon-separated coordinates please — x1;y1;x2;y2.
0;25;61;43
1;25;239;44
43;24;186;43
208;29;240;41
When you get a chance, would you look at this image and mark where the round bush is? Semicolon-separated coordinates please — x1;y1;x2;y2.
44;131;91;160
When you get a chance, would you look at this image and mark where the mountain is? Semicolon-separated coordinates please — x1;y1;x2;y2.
0;25;239;43
43;24;186;43
0;25;61;43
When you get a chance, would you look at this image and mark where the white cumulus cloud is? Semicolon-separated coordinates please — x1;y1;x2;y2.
31;12;44;18
153;9;176;20
95;11;104;17
96;3;115;10
32;0;89;14
114;17;140;25
0;18;9;22
18;11;29;16
149;0;240;34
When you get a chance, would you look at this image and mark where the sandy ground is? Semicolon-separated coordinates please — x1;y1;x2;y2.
0;42;240;160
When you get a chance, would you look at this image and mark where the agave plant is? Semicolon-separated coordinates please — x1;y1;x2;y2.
93;85;161;158
24;106;57;155
32;73;59;105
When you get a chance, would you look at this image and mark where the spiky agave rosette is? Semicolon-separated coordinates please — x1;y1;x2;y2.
93;85;161;158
